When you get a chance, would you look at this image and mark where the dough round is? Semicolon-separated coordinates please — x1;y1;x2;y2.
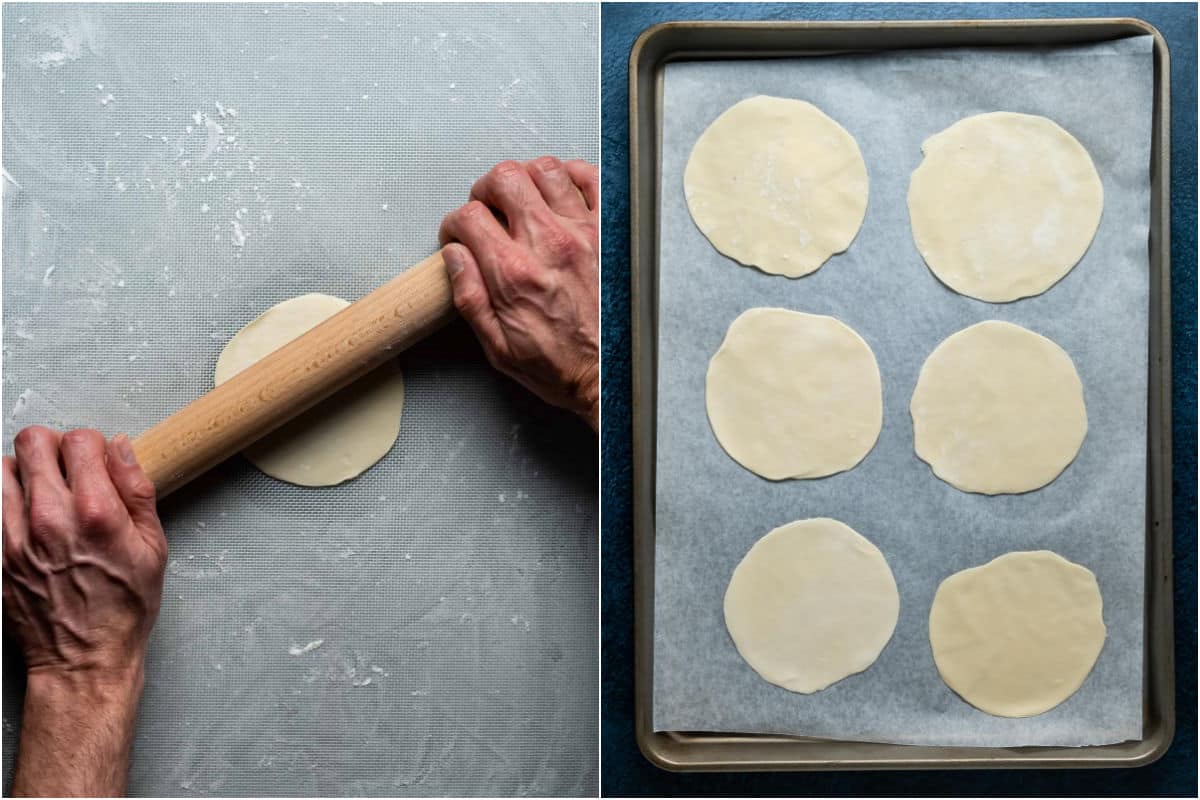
929;551;1106;718
706;308;882;480
724;518;899;694
684;95;869;277
907;112;1103;303
911;320;1086;495
215;293;405;487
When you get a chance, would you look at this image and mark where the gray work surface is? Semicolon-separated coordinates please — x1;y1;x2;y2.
2;3;598;796
652;37;1151;747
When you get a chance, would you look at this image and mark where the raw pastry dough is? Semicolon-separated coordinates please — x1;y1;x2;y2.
910;320;1086;495
724;518;899;694
706;308;881;480
929;550;1106;718
214;293;405;487
907;112;1103;302
684;95;869;277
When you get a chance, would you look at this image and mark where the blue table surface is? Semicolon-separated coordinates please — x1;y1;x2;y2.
600;3;1197;796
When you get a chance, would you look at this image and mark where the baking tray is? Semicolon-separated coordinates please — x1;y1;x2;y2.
628;19;1174;771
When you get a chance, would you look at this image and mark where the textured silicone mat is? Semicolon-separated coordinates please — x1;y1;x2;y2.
2;4;598;796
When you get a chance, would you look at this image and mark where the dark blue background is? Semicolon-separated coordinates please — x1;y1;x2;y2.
600;3;1197;795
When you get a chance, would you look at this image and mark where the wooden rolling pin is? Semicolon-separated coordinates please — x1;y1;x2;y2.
133;251;455;498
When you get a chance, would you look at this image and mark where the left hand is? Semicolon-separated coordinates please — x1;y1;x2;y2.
3;427;167;682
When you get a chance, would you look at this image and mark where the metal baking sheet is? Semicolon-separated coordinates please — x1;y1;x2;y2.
2;3;598;796
630;19;1173;770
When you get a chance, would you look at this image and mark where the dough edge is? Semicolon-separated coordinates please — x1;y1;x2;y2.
706;307;883;481
910;320;1087;495
928;550;1106;718
723;517;900;694
907;111;1104;303
684;95;869;278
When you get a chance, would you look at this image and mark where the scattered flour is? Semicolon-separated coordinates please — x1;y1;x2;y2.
36;30;85;69
201;115;223;161
288;639;324;656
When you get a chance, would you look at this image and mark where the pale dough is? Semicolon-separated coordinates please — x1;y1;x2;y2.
929;551;1106;718
706;308;881;480
910;320;1086;495
214;293;405;487
907;112;1103;303
724;518;899;694
684;95;869;278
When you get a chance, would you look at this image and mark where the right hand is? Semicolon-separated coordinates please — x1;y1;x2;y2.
439;157;600;430
3;427;167;681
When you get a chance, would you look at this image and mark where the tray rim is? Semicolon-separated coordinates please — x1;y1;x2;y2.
628;17;1175;772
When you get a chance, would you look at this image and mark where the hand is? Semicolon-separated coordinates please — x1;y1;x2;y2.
439;157;600;430
3;427;167;680
4;427;166;796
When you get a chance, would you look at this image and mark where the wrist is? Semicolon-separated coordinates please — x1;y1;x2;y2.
26;659;145;707
15;661;144;797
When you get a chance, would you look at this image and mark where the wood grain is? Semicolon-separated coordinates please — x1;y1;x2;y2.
133;251;455;497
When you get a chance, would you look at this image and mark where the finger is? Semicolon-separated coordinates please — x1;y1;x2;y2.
2;456;29;558
468;161;547;238
105;435;160;531
12;426;66;506
61;429;126;533
439;202;525;302
564;160;599;212
525;156;589;218
439;200;515;255
442;244;510;364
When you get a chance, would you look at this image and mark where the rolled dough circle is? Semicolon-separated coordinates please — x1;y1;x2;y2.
684;95;869;277
706;308;882;480
724;518;899;694
214;293;405;487
929;550;1106;718
907;112;1103;303
910;320;1086;495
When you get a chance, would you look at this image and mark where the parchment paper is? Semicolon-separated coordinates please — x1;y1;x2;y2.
653;35;1152;747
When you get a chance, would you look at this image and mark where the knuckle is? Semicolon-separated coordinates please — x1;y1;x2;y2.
14;426;50;450
128;475;157;505
28;503;65;538
62;428;100;449
531;155;563;174
76;495;119;530
491;161;526;189
452;284;486;316
498;253;535;288
543;228;584;262
492;160;524;178
459;201;491;225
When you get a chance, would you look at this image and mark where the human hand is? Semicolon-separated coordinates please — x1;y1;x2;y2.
3;427;167;681
439;157;600;430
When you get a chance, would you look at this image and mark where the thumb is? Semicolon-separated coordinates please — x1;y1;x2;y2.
106;434;160;529
443;244;508;360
